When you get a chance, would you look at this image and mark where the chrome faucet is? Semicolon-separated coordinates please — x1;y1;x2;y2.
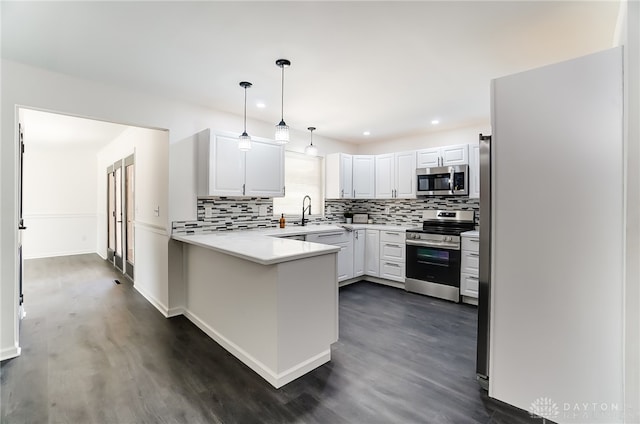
301;195;311;226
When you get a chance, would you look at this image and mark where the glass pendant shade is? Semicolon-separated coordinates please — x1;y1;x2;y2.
238;132;252;151
304;143;318;156
275;121;289;144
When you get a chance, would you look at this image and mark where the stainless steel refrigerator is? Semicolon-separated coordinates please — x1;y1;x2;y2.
475;46;625;420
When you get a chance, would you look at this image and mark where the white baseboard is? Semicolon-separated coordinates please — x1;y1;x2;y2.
167;307;185;318
24;249;97;260
183;308;330;389
133;284;170;318
0;345;21;362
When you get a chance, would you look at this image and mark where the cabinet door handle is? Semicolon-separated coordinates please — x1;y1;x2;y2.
468;253;479;257
467;276;479;281
341;189;344;198
353;189;356;198
469;239;479;243
385;262;400;267
283;186;286;195
385;243;401;248
384;232;398;235
242;183;246;195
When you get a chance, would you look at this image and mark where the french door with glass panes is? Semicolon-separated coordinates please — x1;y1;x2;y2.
107;154;134;279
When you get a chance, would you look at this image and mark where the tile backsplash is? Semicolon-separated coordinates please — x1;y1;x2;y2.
172;197;479;235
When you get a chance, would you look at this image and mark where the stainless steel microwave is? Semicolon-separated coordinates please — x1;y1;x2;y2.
416;165;469;196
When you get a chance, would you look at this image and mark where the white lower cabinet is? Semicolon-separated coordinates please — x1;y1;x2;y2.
309;227;405;285
379;230;405;283
460;232;480;301
307;231;353;282
365;229;380;277
353;229;365;277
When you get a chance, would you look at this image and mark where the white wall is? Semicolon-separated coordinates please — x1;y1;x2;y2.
22;144;98;259
96;126;171;314
354;123;490;154
0;59;353;359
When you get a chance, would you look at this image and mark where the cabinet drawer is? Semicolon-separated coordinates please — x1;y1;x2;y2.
461;236;480;253
380;260;405;283
460;272;479;298
380;241;405;261
461;250;479;275
306;231;349;245
380;230;405;244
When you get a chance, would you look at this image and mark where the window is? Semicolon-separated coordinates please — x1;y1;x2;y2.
273;151;324;216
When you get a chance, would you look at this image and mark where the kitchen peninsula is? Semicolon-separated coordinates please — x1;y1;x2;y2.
171;225;343;388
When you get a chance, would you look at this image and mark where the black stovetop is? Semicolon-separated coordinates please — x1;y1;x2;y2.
406;221;476;236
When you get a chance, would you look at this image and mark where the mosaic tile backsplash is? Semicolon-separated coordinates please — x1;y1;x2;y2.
172;197;479;235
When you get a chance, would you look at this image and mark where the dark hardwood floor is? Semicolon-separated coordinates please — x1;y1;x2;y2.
1;254;539;424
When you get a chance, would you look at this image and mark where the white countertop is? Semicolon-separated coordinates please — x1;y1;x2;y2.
461;230;479;237
172;223;413;265
173;232;341;265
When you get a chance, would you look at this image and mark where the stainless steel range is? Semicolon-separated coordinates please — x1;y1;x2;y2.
405;210;475;302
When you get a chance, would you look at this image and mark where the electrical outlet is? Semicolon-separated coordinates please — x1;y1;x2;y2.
259;205;268;216
204;207;214;218
384;206;390;215
154;206;160;217
422;210;429;220
327;206;332;215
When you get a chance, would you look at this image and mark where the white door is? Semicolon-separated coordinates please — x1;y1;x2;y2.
416;148;440;168
352;155;375;198
245;141;284;197
375;153;394;198
209;134;245;196
395;151;416;198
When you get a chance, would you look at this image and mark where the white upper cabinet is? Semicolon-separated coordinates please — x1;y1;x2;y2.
417;144;469;168
375;151;416;199
197;130;284;197
394;151;417;198
326;153;353;199
352;155;375;198
375;153;395;198
416;148;441;168
245;141;284;197
468;142;480;199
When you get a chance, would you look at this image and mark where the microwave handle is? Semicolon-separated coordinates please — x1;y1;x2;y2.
449;168;454;192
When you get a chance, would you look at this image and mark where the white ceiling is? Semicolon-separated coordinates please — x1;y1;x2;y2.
19;108;129;148
2;1;622;144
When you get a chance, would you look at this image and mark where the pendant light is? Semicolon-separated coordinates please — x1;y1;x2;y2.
305;127;318;156
238;81;252;151
274;59;291;144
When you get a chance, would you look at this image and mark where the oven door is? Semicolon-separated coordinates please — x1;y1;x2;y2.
406;242;461;287
416;165;468;196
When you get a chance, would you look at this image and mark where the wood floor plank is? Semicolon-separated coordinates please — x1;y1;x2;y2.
1;254;542;424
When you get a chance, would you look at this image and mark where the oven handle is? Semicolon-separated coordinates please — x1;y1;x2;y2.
406;240;459;249
417;260;449;267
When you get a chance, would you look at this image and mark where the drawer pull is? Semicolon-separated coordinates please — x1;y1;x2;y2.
467;276;479;280
468;253;479;257
385;243;401;247
385;262;401;267
469;239;479;242
316;232;344;238
384;232;400;235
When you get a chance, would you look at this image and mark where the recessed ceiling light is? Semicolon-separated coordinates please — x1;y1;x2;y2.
431;119;440;125
256;102;266;108
363;131;371;136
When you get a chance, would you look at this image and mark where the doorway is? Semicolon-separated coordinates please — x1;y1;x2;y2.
107;154;135;280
